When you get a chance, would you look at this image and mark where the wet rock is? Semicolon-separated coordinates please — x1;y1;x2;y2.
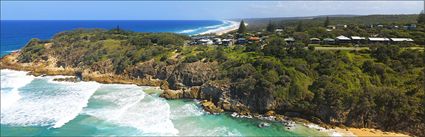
275;114;285;122
182;87;201;98
265;110;276;117
221;100;232;110
311;117;323;124
160;80;170;90
53;77;79;82
258;122;270;128
159;89;183;99
200;100;223;114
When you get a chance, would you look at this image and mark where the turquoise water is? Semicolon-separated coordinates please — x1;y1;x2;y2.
1;69;330;136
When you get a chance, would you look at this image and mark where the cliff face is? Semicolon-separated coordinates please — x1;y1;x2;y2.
0;48;264;115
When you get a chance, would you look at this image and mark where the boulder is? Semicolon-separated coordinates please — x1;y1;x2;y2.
160;80;170;90
182;87;201;98
258;122;271;128
265;110;276;117
159;89;183;99
200;100;223;114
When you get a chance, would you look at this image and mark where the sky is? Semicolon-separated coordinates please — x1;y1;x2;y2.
1;1;424;20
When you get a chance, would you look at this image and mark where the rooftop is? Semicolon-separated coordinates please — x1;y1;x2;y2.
351;36;366;40
391;38;414;42
368;37;390;41
336;35;351;40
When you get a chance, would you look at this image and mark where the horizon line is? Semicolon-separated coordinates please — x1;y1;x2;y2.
0;13;420;21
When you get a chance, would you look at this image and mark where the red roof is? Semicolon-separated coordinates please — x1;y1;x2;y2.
248;37;260;41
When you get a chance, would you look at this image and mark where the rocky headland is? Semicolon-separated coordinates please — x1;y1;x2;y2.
1;30;422;136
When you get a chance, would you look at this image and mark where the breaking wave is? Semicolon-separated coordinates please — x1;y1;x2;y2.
82;84;179;136
0;69;35;110
177;20;237;35
0;71;100;128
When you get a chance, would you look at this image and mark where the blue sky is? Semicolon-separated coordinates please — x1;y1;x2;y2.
1;1;423;20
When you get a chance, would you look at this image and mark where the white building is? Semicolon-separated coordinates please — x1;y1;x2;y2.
390;38;414;42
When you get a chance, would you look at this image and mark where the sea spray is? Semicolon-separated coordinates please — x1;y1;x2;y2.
0;69;35;110
82;84;179;136
0;71;100;128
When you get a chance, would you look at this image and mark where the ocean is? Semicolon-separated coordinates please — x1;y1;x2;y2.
1;20;332;136
0;20;236;56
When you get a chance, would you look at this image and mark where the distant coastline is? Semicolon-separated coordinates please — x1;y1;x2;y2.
197;20;240;35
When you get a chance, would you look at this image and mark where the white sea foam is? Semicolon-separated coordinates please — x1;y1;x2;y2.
177;20;237;35
0;73;100;128
204;127;242;136
178;28;200;34
177;124;242;136
305;123;351;137
0;69;35;110
170;103;205;119
5;49;20;53
82;84;178;135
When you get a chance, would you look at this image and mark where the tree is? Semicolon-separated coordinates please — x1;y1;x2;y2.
266;20;275;32
296;21;304;32
238;20;247;34
324;16;330;27
418;11;425;24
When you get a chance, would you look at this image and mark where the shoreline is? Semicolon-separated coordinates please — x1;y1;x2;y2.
0;67;412;137
0;47;412;137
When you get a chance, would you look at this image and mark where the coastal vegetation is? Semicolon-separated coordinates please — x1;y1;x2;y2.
1;15;424;136
246;14;425;45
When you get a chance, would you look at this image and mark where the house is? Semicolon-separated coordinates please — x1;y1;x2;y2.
336;24;348;29
213;38;222;45
410;24;417;30
260;36;269;41
327;25;336;30
368;37;390;44
275;29;284;32
388;25;399;29
284;37;295;44
322;38;335;45
336;35;351;44
226;34;234;39
198;39;213;45
351;36;366;44
310;38;321;44
390;38;414;44
248;37;261;43
236;38;247;44
222;39;233;46
404;24;417;30
275;29;284;35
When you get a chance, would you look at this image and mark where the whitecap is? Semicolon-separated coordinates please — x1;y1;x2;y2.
198;20;240;35
170;103;205;119
0;74;100;128
177;28;200;34
0;69;35;110
82;84;179;136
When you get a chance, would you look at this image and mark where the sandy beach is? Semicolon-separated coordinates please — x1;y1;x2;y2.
198;20;241;35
